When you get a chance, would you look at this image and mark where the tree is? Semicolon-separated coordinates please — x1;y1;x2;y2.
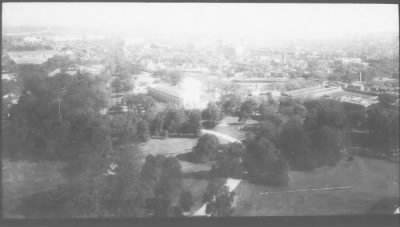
258;120;279;142
304;99;347;131
367;105;399;154
193;134;220;162
279;119;313;171
212;143;245;179
202;102;223;128
205;185;235;216
220;94;242;115
310;125;345;167
5;69;111;160
239;99;257;123
150;112;166;136
64;144;144;218
244;137;289;186
202;178;226;204
125;94;157;120
279;98;307;120
164;108;187;133
137;119;150;142
110;114;137;145
181;109;202;136
142;155;183;217
378;93;397;107
179;190;194;212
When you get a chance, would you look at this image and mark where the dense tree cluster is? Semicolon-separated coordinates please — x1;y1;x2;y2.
192;134;220;162
3;66;111;161
211;143;246;179
150;107;202;137
366;104;399;154
202;179;236;217
202;102;224;128
141;155;184;217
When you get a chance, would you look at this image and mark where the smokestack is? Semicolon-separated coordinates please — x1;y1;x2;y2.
359;72;362;82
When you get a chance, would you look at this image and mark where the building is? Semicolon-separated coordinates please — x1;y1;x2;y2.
48;68;78;77
8;50;56;65
284;85;343;99
79;64;105;75
147;85;183;106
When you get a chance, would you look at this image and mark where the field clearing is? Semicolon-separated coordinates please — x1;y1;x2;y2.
212;116;246;143
2;159;66;217
140;138;198;158
180;160;212;173
234;156;399;216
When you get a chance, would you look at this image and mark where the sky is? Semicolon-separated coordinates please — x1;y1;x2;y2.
2;3;399;40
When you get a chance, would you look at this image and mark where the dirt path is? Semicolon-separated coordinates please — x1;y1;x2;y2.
201;129;242;144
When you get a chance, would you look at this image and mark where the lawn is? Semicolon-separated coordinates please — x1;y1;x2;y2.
2;159;66;218
212;116;247;143
234;156;399;216
140;138;198;158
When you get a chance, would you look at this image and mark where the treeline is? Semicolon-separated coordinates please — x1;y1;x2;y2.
182;93;398;187
3;66;111;161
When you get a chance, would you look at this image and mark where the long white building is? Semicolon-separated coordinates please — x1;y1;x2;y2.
8;50;56;65
147;84;183;106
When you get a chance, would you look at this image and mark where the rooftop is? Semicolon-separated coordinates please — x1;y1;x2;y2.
8;50;56;65
148;84;182;98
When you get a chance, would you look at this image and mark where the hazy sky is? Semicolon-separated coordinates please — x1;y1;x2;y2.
3;3;399;39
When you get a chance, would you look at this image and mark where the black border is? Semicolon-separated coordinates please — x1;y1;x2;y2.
1;0;399;227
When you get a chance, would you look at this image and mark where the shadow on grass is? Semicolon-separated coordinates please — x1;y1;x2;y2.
227;122;243;126
15;186;71;218
366;197;399;214
183;170;211;180
176;152;199;163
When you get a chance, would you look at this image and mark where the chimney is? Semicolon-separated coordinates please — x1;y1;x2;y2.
359;72;362;82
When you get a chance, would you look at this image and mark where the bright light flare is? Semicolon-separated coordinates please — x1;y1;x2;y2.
179;77;206;109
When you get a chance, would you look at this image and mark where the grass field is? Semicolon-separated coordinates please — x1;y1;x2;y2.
140;138;198;158
212;116;247;143
234;156;399;216
2;159;66;218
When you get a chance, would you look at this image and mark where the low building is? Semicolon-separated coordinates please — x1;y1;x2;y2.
284;85;342;99
79;64;105;75
8;50;56;65
147;85;183;106
48;68;78;77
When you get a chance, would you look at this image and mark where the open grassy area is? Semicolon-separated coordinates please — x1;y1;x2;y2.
234;156;399;216
212;116;247;143
2;159;66;218
140;138;198;158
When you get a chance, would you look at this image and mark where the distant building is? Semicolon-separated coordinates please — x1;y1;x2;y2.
8;50;56;65
147;85;183;106
284;85;342;99
48;68;78;77
79;64;104;75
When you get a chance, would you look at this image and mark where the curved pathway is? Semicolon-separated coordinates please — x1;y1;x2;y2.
200;129;242;144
